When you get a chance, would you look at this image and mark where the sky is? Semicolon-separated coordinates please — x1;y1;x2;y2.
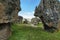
18;0;40;19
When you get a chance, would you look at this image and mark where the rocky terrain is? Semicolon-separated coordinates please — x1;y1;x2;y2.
0;0;21;23
0;0;21;40
34;0;60;31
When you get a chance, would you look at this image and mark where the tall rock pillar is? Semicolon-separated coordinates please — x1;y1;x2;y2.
34;0;60;31
0;0;21;40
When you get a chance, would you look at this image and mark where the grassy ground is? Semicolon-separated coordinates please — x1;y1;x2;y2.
8;24;60;40
37;22;43;27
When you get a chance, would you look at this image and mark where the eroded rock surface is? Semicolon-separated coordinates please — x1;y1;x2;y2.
0;0;21;40
16;16;23;24
0;0;21;23
34;0;60;30
31;17;40;25
0;23;11;40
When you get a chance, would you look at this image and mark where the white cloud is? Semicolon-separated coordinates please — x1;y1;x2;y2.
59;0;60;1
18;11;35;19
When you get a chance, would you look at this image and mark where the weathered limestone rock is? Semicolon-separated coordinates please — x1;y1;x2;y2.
31;17;40;25
0;23;11;40
0;0;21;23
0;0;21;40
34;0;60;31
17;16;23;24
23;19;28;24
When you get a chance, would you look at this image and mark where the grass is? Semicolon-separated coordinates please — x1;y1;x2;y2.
8;24;60;40
37;22;43;27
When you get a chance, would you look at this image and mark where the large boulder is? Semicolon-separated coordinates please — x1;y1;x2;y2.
34;0;60;31
0;0;21;40
31;17;40;25
17;16;23;24
0;0;21;23
23;19;28;24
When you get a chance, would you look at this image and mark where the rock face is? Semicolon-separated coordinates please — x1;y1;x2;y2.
34;0;60;30
0;23;11;40
0;0;21;23
31;17;40;25
23;19;28;24
0;0;21;40
17;16;23;24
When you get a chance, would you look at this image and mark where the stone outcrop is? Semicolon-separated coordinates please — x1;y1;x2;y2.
0;23;11;40
31;17;40;25
0;0;21;40
34;0;60;31
17;16;23;24
23;19;28;24
0;0;21;23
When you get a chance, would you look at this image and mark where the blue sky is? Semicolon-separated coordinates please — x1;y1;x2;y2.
18;0;40;19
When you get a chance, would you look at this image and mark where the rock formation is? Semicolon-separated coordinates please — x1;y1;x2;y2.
0;0;21;40
23;19;28;24
0;0;21;23
31;17;40;25
34;0;60;31
17;16;23;24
